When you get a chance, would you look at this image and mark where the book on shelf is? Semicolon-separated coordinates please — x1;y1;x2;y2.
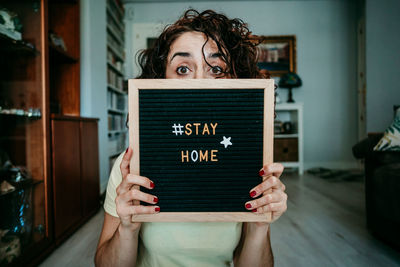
108;113;126;131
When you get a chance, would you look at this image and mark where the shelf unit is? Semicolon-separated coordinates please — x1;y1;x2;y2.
106;0;127;171
275;103;304;174
0;2;51;266
0;1;99;265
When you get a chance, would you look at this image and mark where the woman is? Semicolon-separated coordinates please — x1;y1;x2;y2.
95;9;287;267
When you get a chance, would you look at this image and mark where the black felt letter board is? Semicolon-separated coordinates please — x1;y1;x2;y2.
139;89;264;212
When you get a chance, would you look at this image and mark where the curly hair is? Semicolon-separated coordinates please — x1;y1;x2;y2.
137;9;266;79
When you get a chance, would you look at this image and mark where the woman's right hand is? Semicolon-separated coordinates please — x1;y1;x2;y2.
115;147;160;232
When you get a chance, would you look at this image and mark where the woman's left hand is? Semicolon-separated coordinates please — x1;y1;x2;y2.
245;163;287;223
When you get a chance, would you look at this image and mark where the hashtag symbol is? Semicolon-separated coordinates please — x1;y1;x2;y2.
172;123;184;136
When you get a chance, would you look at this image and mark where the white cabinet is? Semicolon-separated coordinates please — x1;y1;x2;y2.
275;103;304;174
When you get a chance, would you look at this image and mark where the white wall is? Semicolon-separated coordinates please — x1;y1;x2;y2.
124;0;358;169
81;0;109;193
366;0;400;132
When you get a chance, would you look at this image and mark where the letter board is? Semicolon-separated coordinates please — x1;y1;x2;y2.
129;79;274;222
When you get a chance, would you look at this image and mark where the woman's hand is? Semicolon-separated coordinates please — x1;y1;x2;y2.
115;147;160;232
245;163;287;223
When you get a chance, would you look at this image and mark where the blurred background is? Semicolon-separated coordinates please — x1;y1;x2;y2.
0;0;399;266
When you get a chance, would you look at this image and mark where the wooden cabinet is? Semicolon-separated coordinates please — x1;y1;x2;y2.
51;116;99;242
0;0;100;265
80;121;100;218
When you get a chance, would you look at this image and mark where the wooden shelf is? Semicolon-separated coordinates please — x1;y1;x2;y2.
275;134;298;138
108;108;127;115
108;0;124;19
107;6;124;32
0;33;39;55
107;61;124;76
107;25;124;45
108;84;126;95
108;129;128;136
49;43;78;63
107;44;124;61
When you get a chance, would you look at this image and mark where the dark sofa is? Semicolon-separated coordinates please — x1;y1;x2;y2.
353;133;400;250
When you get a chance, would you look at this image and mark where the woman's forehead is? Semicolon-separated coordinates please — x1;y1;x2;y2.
169;31;219;54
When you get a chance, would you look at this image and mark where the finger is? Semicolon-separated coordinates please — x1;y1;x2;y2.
129;205;161;215
118;205;160;216
245;191;286;210
249;176;283;198
259;163;284;178
253;201;287;214
116;174;154;195
120;147;132;179
118;189;159;205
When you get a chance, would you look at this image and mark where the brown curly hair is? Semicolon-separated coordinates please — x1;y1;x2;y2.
137;9;266;79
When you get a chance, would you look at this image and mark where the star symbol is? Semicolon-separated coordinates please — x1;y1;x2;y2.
220;136;233;148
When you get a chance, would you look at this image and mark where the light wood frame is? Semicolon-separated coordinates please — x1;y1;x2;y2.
129;79;274;222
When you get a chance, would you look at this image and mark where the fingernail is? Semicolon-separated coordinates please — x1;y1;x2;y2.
150;181;155;189
155;207;160;212
250;191;257;198
245;203;252;209
259;169;265;176
153;197;158;203
252;209;257;213
125;147;129;153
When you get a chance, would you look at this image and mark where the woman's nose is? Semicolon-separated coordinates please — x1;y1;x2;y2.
193;69;207;79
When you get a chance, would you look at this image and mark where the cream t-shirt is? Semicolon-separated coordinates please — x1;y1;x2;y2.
104;152;243;267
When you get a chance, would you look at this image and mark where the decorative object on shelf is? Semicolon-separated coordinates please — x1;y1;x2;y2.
282;121;293;134
0;8;22;41
0;150;34;247
0;107;41;118
278;72;302;103
49;31;67;51
252;35;296;77
274;120;283;134
0;180;15;194
0;229;21;265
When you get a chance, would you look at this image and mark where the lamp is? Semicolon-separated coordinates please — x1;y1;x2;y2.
278;72;302;103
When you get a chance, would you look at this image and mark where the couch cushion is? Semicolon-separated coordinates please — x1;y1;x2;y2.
374;107;400;151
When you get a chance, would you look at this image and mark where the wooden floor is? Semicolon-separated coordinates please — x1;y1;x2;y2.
39;172;400;267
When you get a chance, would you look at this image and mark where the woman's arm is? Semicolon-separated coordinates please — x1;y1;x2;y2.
95;213;140;267
234;223;273;267
234;163;287;267
95;148;159;267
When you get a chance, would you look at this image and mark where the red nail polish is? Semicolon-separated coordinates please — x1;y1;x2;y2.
153;197;158;203
252;209;257;212
155;207;160;212
250;191;257;198
125;147;129;153
150;181;155;189
259;169;265;176
245;203;252;209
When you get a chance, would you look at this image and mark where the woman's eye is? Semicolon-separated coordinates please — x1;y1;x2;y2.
211;66;223;75
176;66;190;75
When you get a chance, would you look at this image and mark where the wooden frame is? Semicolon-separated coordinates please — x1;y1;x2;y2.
128;79;274;222
254;35;297;77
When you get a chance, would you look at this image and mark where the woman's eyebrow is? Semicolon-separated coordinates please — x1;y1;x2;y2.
208;52;223;59
170;52;191;63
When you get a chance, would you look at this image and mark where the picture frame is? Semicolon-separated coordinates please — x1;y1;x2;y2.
253;35;297;77
128;79;275;222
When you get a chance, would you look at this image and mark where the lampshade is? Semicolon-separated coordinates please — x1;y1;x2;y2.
279;72;302;89
278;72;302;103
